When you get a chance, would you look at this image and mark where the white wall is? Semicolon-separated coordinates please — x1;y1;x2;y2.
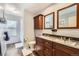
35;3;79;38
0;24;7;56
24;10;35;41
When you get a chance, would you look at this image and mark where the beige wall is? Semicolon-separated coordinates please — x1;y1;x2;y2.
35;3;79;38
41;3;73;29
24;10;35;41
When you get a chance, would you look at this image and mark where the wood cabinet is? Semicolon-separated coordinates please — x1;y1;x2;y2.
35;37;53;56
35;37;79;56
53;42;79;56
53;42;70;56
54;48;70;56
34;14;43;29
44;48;53;56
43;39;53;56
35;37;44;56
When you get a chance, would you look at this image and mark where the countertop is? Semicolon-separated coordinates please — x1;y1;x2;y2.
36;35;79;49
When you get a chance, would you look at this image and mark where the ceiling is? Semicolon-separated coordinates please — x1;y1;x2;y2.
19;3;54;14
0;3;55;15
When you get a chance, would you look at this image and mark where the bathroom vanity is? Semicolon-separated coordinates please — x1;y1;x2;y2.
35;34;79;56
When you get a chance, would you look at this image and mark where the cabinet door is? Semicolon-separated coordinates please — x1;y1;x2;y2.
35;45;44;56
34;14;43;29
43;39;53;56
44;39;53;48
34;17;39;29
39;16;43;29
35;37;44;56
36;37;44;45
53;42;70;56
44;48;53;56
53;42;79;56
55;48;70;56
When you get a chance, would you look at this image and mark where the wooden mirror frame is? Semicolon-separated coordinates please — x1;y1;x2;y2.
57;3;79;29
44;12;55;29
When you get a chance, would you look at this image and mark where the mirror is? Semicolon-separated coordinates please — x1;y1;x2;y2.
44;12;54;29
57;4;77;29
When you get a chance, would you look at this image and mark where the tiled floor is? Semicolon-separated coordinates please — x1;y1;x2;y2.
5;44;23;56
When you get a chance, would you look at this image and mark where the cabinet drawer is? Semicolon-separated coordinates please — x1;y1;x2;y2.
44;39;53;48
44;48;53;56
36;37;44;45
54;48;70;56
53;42;79;56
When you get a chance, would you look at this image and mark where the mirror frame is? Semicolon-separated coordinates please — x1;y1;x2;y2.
57;3;79;29
44;12;55;29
